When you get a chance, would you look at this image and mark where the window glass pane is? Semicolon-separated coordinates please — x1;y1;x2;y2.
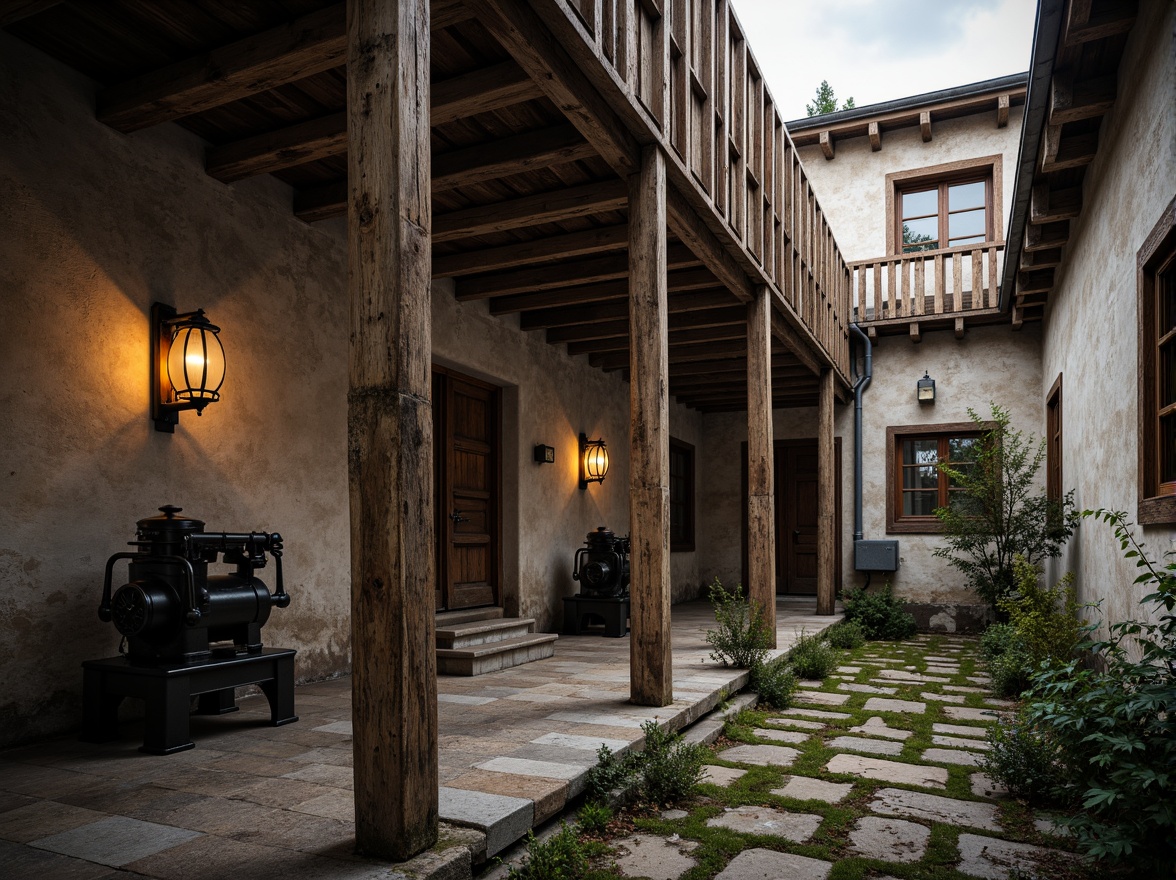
949;180;985;211
1162;341;1175;408
903;438;939;465
950;235;986;247
947;437;978;460
902;189;937;219
948;208;985;240
1162;414;1176;484
903;464;939;489
902;218;938;250
903;490;938;516
1160;268;1175;333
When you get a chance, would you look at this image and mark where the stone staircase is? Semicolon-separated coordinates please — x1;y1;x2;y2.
435;607;557;675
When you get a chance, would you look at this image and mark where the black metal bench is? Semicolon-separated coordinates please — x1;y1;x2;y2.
562;595;630;638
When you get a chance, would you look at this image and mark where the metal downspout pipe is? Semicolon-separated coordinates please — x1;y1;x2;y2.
849;324;872;542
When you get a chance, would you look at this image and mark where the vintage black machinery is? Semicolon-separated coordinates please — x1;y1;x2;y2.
572;526;630;598
99;505;290;664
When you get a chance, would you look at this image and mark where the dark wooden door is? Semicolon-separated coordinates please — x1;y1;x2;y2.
433;367;500;611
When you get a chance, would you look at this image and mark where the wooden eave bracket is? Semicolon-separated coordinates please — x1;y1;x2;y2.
1063;0;1137;46
919;111;932;142
868;122;881;152
1030;183;1083;223
1048;69;1117;126
996;94;1010;128
819;130;834;160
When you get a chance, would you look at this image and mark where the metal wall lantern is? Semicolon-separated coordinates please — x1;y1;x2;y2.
151;302;226;432
917;371;936;404
579;433;609;489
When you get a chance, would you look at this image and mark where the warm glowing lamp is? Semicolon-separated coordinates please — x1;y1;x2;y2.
579;433;609;490
151;302;226;432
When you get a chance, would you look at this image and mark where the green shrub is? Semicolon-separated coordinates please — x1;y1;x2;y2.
981;705;1071;804
576;801;612;836
506;824;589;880
842;583;917;640
825;619;866;649
999;556;1083;667
705;578;771;668
788;630;837;679
637;719;706;805
750;658;796;709
583;744;635;803
980;621;1017;663
988;636;1034;698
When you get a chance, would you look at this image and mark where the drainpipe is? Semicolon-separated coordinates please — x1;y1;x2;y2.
849;324;872;542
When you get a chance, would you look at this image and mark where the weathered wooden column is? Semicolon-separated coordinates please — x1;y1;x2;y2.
746;286;777;645
816;368;837;615
629;145;673;707
347;0;437;860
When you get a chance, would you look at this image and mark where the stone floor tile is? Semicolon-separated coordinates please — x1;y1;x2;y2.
474;756;584;781
984;698;1016;708
839;682;897;694
923;692;966;703
764;717;824;730
925;665;961;673
797;679;825;688
827;736;903;756
967;675;992;684
660;808;688;820
311;720;353;735
753;728;808;744
449;770;568;823
289;788;355;822
944;707;1000;723
531;732;629;752
613;833;697;880
776;708;851;720
924;655;956;662
943;685;988;694
717;744;800;767
877;669;951;683
922;747;984;766
439;787;532;857
826;754;948;789
714;847;831;880
957;832;1068;879
970;773;1009;799
772;776;853;803
30;815;203;867
0;799;108;843
0;838;111;880
848;717;912;740
706;805;822;842
836;665;862;673
932;735;990;750
870;787;1001;831
864;697;926;714
795;690;850;706
700;765;748;787
848;815;929;863
934;723;988;737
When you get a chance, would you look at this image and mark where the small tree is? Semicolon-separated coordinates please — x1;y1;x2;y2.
932;403;1078;610
806;80;855;116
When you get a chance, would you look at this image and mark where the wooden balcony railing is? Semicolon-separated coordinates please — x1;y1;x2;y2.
850;243;1005;333
553;0;853;379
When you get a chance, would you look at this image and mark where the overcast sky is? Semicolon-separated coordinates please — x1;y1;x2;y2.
730;0;1038;121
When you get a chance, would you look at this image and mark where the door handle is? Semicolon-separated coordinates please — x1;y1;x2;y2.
450;510;469;524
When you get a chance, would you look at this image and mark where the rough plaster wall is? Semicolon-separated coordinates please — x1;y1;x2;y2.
697;324;1043;605
0;34;350;745
1041;0;1176;636
796;111;1023;262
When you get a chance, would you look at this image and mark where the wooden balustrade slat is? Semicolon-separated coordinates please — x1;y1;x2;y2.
986;245;998;308
914;257;925;316
970;249;981;310
952;249;963;312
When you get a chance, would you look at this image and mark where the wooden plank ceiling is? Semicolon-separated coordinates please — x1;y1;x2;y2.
4;0;819;411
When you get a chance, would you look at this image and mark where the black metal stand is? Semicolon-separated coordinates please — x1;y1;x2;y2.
563;595;630;637
81;648;298;754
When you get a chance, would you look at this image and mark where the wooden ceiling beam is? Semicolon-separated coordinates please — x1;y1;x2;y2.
517;289;734;328
205;61;543;182
0;0;62;26
566;323;746;357
545;306;746;344
591;338;748;371
1024;220;1070;252
1030;183;1083;223
1018;268;1055;294
487;270;723;315
428;180;624;242
1063;0;1136;46
1020;247;1063;270
434;224;627;279
666;186;754;302
770;307;822;376
1048;70;1117;126
1041;125;1099;172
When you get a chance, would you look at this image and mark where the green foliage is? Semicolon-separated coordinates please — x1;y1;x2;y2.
981;704;1071;803
788;629;837;680
583;743;635;803
637;719;707;805
1016;510;1176;871
989;634;1034;698
749;657;796;709
506;824;589;880
805;79;855;116
705;578;771;668
842;583;917;640
576;801;612;836
933;404;1078;610
980;621;1017;662
825;619;866;649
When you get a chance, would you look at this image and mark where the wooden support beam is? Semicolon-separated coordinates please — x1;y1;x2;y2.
430;59;543;125
0;0;62;26
628;146;672;707
432;124;596;191
434;225;627;279
1063;0;1136;46
909;322;921;343
428;180;627;242
545;306;745;343
819;130;834;160
518;289;733;328
1030;183;1083;223
769;307;822;377
1041;125;1099;172
1025;221;1070;252
746;286;776;644
1018;268;1055;294
347;0;436;861
868;122;881;152
593;337;746;371
996;94;1010;128
567;323;745;356
954;317;965;339
489;280;628;314
919;111;932;142
1048;70;1117;126
1012;305;1024;329
816;369;836;615
1020;247;1063;270
666;186;754;301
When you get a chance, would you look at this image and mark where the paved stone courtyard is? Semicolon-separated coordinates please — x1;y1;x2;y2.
508;633;1082;880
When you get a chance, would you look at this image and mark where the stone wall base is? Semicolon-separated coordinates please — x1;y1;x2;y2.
905;603;993;634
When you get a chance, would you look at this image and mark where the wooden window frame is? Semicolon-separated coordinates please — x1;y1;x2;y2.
669;437;696;552
885;155;1004;255
1138;197;1176;524
1047;374;1063;504
886;422;991;534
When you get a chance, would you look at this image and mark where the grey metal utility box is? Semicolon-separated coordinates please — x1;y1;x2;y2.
855;540;900;572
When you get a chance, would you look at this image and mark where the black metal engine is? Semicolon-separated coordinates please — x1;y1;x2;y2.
572;526;630;598
99;506;290;664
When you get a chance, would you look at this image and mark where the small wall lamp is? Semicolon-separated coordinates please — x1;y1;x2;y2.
917;371;936;404
533;444;555;464
579;433;609;489
151;302;226;433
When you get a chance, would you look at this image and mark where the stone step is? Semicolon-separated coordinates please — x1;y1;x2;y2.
437;618;537;650
437;632;558;676
435;606;504;628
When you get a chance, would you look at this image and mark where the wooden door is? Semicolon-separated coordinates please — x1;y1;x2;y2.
433;367;500;611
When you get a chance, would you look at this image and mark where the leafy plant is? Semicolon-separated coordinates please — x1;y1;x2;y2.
825;619;866;649
637;719;706;805
988;634;1034;698
933;404;1078;610
981;704;1071;804
788;629;837;679
583;743;636;803
842;583;917;640
980;621;1017;663
705;577;771;668
749;657;796;709
506;824;589;880
576;801;612;836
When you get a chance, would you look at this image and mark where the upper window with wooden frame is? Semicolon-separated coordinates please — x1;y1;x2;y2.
886;423;987;533
1138;198;1176;524
669;438;696;552
1047;374;1063;504
886;156;1003;255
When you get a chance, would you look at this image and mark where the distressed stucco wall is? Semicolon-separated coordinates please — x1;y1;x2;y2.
1041;0;1176;634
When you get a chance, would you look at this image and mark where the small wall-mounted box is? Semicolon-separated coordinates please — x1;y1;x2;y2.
533;444;555;464
855;540;900;572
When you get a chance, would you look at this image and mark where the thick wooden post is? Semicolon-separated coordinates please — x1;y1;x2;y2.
347;0;437;860
629;145;672;707
746;286;776;645
816;368;837;615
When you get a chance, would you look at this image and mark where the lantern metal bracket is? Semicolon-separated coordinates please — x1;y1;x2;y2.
151;301;221;433
579;432;608;490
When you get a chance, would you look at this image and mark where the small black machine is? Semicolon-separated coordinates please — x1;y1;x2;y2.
565;526;631;637
99;505;290;663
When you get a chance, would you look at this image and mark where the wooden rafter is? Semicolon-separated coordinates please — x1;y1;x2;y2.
517;289;734;329
434;225;628;279
487;269;721;315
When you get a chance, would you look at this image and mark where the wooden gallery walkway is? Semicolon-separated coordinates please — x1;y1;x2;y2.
0;597;838;879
